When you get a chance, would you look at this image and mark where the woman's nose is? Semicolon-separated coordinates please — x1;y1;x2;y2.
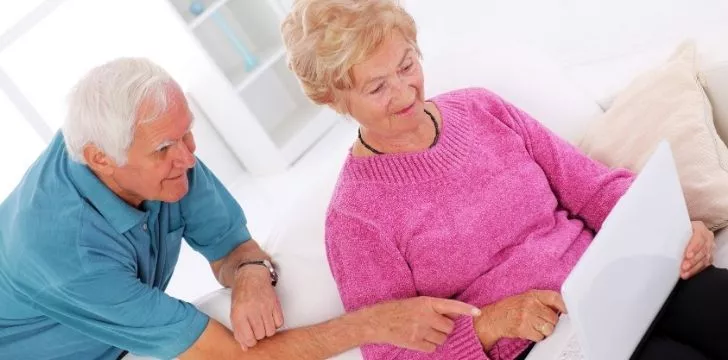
391;75;414;100
392;75;408;92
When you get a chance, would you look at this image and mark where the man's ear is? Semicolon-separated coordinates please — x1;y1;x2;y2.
83;144;116;176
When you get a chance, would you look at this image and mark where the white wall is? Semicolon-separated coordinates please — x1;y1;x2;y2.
0;0;245;186
0;90;47;201
407;0;728;104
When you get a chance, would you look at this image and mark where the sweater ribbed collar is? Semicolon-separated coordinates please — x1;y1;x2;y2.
342;97;472;183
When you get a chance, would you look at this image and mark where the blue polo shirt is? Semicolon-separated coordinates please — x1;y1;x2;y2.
0;133;251;359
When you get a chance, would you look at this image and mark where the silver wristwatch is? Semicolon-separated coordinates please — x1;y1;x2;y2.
236;259;278;286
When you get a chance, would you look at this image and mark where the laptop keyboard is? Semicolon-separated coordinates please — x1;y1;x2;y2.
558;335;584;360
558;334;584;360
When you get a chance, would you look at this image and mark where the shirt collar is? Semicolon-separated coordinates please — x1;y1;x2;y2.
67;159;146;234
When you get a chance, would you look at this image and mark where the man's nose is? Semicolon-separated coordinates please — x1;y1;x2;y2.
171;141;196;169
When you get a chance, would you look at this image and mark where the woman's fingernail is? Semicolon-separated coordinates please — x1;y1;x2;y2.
472;308;482;316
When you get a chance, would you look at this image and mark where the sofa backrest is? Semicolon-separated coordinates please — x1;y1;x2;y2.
420;40;605;144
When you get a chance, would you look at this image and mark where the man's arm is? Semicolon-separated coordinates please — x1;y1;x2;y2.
210;240;269;288
180;159;282;349
180;297;482;360
14;263;211;359
180;312;368;360
210;239;284;350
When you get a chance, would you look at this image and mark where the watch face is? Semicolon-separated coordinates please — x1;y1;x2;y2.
263;260;278;285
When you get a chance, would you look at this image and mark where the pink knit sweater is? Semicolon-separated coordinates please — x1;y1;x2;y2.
325;88;634;360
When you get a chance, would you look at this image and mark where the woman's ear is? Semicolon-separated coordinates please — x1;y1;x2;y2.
328;90;351;116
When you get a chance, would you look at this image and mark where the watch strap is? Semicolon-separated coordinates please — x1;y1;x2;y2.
236;260;278;286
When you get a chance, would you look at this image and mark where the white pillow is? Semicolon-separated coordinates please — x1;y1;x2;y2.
263;167;363;360
264;173;341;329
579;42;728;231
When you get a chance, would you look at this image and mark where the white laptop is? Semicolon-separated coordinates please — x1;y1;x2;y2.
526;141;693;360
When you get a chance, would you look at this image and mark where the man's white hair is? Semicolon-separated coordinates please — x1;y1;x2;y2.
62;57;176;165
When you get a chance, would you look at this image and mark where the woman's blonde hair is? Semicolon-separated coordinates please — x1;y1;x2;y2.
281;0;419;112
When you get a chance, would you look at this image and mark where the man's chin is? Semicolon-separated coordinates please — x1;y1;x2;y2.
160;185;189;203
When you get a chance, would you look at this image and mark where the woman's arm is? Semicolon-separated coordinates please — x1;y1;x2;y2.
478;89;634;230
326;209;489;360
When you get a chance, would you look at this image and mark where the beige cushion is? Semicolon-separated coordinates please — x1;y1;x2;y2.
579;42;728;231
703;62;728;144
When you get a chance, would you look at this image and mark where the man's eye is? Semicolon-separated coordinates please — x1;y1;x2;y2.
402;63;413;71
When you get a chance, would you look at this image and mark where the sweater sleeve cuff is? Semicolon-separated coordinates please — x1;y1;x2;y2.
446;316;491;360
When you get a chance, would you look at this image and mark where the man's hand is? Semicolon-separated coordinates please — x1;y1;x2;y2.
230;265;284;351
681;221;715;280
210;240;283;350
360;296;481;353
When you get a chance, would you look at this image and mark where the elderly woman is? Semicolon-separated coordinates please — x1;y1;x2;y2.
282;1;728;360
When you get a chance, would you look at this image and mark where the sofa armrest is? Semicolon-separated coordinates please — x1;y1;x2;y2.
712;228;728;269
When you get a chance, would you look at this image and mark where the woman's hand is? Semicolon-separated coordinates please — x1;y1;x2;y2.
474;290;566;350
681;221;715;279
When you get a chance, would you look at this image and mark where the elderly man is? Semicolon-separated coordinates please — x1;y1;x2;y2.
0;58;479;360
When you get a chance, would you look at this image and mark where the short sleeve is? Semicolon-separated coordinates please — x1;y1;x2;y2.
14;262;209;359
180;159;251;261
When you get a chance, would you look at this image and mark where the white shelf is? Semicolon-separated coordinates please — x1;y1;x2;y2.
276;107;340;163
232;46;286;92
264;0;287;19
166;0;335;174
188;0;233;30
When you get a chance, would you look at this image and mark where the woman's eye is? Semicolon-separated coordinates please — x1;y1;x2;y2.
402;63;413;71
369;84;384;94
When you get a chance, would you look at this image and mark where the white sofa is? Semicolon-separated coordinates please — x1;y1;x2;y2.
126;2;728;359
160;46;728;360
